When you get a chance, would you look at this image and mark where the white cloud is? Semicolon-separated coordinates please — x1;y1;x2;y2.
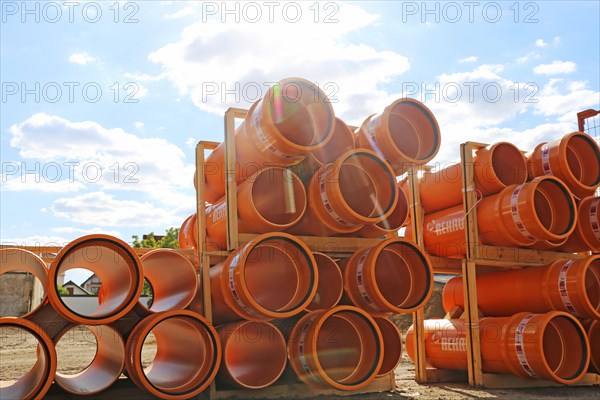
68;52;96;65
1;235;71;248
52;226;122;237
2;174;85;193
134;121;144;129
534;79;600;121
533;60;577;75
535;39;548;48
186;137;197;148
553;36;561;45
517;55;529;63
165;6;196;19
459;56;478;63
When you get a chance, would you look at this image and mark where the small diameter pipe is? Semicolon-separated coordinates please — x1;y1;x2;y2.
288;306;384;390
527;132;600;199
406;311;590;384
443;255;600;320
0;248;47;318
53;324;125;395
339;238;433;316
560;196;600;252
216;321;287;389
373;317;402;376
47;234;144;325
0;318;57;400
210;233;318;325
125;310;221;399
135;249;198;315
356;98;441;174
305;253;344;312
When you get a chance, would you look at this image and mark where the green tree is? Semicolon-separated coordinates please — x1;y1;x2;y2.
57;285;69;295
132;228;180;297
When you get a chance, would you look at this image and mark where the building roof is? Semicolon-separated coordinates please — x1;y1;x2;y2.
62;280;92;295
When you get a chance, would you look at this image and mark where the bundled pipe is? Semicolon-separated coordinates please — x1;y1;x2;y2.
46;234;144;325
53;324;125;395
338;238;433;316
560;196;600;252
418;142;528;213
406;311;590;384
305;252;344;312
0;318;57;400
210;233;318;325
0;248;48;318
356;98;441;174
414;176;577;258
216;321;287;389
203;77;336;203
581;320;599;373
442;255;600;320
287;306;384;390
288;149;398;236
125;310;221;399
374;317;403;377
527;132;600;199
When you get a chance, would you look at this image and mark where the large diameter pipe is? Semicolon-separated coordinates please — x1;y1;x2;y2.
560;196;600;252
420;176;577;258
442;256;600;320
287;306;384;390
419;142;528;213
47;234;144;325
203;78;336;203
305;253;344;312
0;318;57;400
210;233;318;325
374;317;402;377
135;249;198;315
0;248;47;318
406;312;590;384
288;149;398;236
527;132;600;199
206;167;307;249
355;98;441;174
125;310;221;399
53;324;125;395
338;238;433;316
581;320;599;373
291;117;355;182
216;321;287;389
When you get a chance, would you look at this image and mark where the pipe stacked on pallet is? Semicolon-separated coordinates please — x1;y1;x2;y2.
403;133;600;384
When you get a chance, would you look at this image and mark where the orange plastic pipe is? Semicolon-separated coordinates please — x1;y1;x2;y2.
581;320;599;373
0;248;47;318
338;238;433;316
374;317;402;377
305;252;344;312
210;233;318;325
419;142;528;213
406;311;590;384
353;185;409;238
47;234;144;325
53;324;125;395
125;310;221;399
0;318;57;400
135;249;198;314
287;306;384;390
560;196;600;252
206;167;307;249
291;117;355;181
178;213;196;250
419;176;577;258
527;132;600;199
442;255;600;320
216;321;287;389
203;77;335;203
356;98;441;174
288;149;398;236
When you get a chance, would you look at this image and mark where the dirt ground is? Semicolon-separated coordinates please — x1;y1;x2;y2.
1;325;599;400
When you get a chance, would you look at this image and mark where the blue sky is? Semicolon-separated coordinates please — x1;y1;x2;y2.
1;1;599;283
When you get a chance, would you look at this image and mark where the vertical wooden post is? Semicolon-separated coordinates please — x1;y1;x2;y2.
224;108;239;251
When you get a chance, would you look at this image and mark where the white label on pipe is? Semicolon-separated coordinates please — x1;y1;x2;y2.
540;143;553;176
510;184;537;241
227;252;262;319
356;249;387;313
253;102;304;161
298;315;318;378
514;314;538;378
319;164;354;227
590;198;600;241
558;259;580;316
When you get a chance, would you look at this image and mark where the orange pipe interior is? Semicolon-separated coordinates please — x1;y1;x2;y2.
354;186;409;237
54;324;125;395
0;248;47;318
47;234;143;325
373;317;402;376
0;318;57;400
305;253;344;312
582;320;600;373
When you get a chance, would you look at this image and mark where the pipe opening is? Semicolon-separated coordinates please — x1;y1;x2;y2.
271;101;315;147
250;168;306;226
339;164;378;217
0;249;47;318
491;143;528;186
307;253;343;311
534;180;575;236
374;318;402;376
375;189;409;230
389;101;439;161
311;118;355;165
585;260;600;313
567;134;600;187
388;113;420;160
587;321;599;373
542;316;587;382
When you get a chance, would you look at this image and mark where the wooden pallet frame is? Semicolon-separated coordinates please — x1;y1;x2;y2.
406;141;597;388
